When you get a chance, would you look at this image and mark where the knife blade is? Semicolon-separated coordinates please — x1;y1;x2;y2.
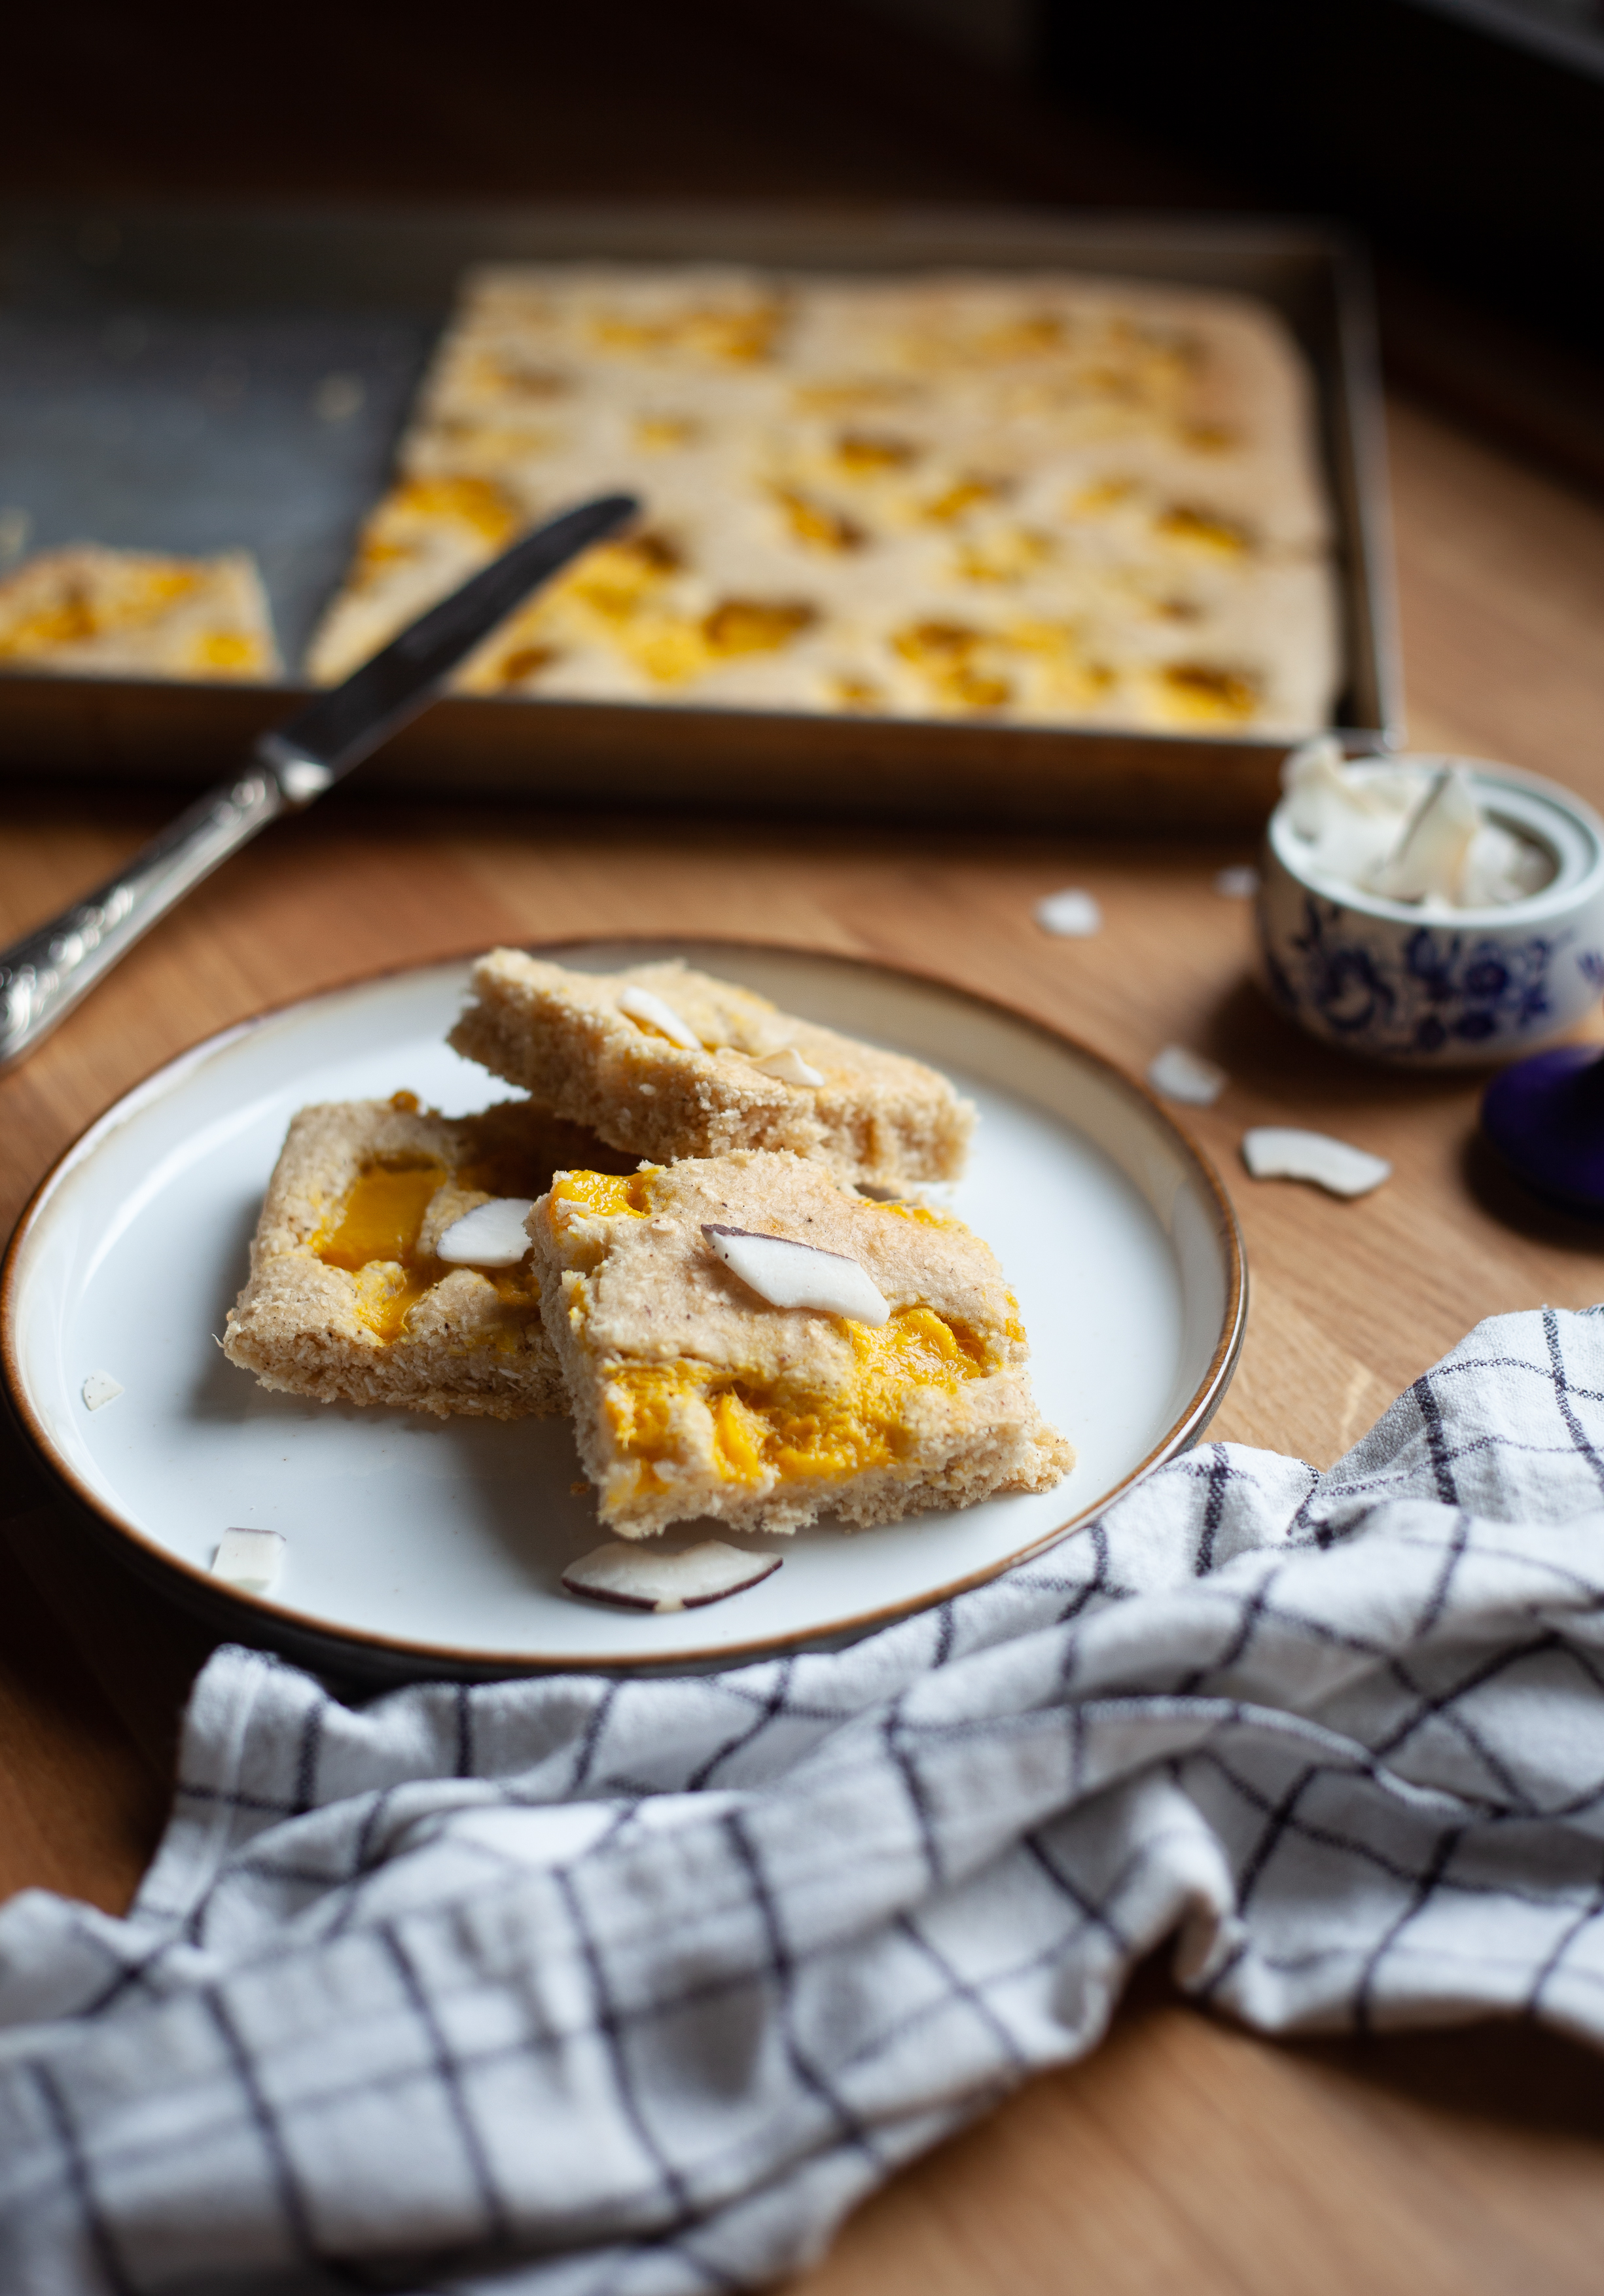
258;490;639;795
0;492;639;1072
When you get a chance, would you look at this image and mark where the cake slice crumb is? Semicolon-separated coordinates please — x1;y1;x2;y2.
450;950;974;1194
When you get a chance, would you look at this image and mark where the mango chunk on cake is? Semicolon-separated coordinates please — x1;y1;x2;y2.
448;951;974;1194
529;1149;1072;1538
224;1096;634;1418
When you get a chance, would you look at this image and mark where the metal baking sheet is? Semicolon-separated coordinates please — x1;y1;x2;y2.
0;202;1400;831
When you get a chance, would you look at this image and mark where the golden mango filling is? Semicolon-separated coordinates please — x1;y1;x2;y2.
314;1159;446;1343
589;303;783;365
772;487;866;554
952;528;1055;586
312;1149;541;1345
1154;503;1251;556
315;1160;445;1272
601;1305;993;1493
0;565;199;656
380;475;520;550
479;530;819;689
832;431;919;476
923;476;1007;524
889;613;1122;714
552;1168;654;1220
1154;660;1260;725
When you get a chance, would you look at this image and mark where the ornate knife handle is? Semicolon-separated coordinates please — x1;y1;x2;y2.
0;497;639;1077
0;743;320;1073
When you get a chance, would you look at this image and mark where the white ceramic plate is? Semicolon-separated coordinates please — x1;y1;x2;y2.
2;942;1243;1672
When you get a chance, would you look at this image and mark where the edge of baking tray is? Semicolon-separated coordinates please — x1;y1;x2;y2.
0;199;1402;829
0;675;1384;835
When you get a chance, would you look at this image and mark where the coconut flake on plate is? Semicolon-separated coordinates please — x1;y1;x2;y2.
212;1527;286;1594
1148;1045;1228;1107
744;1045;825;1087
1242;1127;1391;1198
704;1224;891;1324
80;1370;122;1411
562;1539;781;1613
1035;888;1103;937
436;1196;536;1266
617;984;702;1050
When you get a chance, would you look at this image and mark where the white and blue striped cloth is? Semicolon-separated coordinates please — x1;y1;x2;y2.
5;1306;1604;2294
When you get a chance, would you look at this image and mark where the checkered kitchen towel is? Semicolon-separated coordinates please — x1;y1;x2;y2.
6;1306;1604;2295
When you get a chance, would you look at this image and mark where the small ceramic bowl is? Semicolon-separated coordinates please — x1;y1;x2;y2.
1256;753;1604;1066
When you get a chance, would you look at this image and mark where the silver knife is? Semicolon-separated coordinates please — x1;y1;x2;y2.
0;491;639;1073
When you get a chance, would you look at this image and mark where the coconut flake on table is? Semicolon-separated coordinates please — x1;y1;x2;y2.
1035;888;1103;937
1213;865;1260;899
1148;1045;1228;1106
744;1045;825;1087
1242;1126;1391;1198
1283;738;1552;910
212;1528;286;1594
617;984;703;1050
80;1370;122;1411
436;1197;537;1266
704;1224;891;1325
562;1539;781;1613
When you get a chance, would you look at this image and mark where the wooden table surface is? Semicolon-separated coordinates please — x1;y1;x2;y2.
8;5;1604;2284
3;390;1604;2293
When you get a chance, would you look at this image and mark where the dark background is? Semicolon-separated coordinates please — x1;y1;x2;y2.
6;0;1603;490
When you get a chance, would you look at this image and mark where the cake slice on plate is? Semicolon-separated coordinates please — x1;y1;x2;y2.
449;950;974;1196
528;1147;1071;1537
223;1095;633;1418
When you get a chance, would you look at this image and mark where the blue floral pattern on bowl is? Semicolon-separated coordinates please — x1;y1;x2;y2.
1258;755;1604;1067
1260;895;1578;1060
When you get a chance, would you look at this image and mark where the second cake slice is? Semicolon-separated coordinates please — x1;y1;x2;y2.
449;952;974;1196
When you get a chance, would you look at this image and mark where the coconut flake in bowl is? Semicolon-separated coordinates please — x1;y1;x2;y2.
1283;738;1553;912
1258;742;1604;1066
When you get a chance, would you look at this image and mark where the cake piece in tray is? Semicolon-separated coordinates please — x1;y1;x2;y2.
448;950;974;1195
0;545;280;681
223;1095;635;1418
529;1149;1071;1539
305;259;1338;737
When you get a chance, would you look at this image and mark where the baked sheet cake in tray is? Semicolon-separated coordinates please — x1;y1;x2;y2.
0;203;1399;830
